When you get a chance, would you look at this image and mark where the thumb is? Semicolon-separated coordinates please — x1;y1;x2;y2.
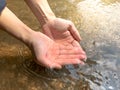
68;24;81;42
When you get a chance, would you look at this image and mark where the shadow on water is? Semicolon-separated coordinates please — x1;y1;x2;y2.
0;0;120;90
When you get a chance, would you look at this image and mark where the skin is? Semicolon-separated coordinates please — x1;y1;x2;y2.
32;19;86;69
24;0;82;41
24;0;87;66
0;0;87;69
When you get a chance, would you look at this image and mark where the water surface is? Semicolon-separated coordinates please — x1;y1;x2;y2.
0;0;120;90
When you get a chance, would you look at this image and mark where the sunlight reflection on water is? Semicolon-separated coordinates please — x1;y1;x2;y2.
74;0;120;89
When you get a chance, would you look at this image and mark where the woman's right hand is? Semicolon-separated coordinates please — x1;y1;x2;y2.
29;31;86;69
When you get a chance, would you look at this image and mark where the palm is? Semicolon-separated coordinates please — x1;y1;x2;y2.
41;18;86;68
31;32;85;69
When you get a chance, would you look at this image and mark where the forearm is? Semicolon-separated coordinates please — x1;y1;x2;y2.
0;7;34;46
24;0;56;26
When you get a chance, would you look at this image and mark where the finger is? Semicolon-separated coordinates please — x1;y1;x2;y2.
41;58;62;69
72;41;86;55
57;54;82;59
49;63;62;69
82;56;87;62
59;44;73;50
58;54;87;61
59;43;86;55
60;49;80;55
68;24;81;42
59;47;85;55
56;58;85;65
72;40;81;47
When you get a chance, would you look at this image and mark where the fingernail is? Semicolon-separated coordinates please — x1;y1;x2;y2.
77;60;81;63
80;61;85;65
83;56;87;62
50;64;62;69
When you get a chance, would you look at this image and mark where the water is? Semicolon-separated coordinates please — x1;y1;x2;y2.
0;0;120;90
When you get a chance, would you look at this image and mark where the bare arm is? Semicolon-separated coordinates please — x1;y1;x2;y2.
24;0;56;26
24;0;81;42
0;7;34;45
0;7;86;69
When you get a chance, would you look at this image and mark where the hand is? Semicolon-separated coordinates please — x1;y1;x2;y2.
42;18;81;42
42;18;87;61
29;32;86;69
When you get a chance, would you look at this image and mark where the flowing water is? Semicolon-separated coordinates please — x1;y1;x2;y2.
0;0;120;90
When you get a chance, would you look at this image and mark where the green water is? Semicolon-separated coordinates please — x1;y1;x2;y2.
0;0;120;90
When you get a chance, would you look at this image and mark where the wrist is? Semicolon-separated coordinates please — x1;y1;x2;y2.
35;2;56;26
24;0;56;26
25;30;53;49
19;26;36;47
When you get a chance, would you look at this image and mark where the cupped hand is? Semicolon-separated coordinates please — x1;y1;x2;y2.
30;32;86;69
42;18;81;42
42;18;87;61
